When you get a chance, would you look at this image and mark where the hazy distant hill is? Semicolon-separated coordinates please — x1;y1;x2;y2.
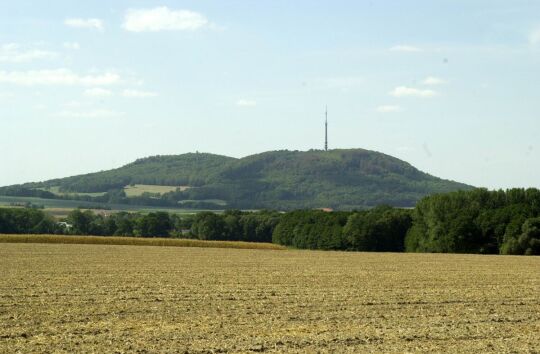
0;149;473;210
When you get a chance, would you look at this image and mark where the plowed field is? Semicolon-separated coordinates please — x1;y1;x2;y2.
0;244;538;353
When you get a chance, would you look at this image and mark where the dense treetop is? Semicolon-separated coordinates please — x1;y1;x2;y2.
405;188;540;255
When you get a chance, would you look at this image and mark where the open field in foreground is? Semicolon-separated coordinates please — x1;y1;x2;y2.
0;234;284;250
0;244;538;353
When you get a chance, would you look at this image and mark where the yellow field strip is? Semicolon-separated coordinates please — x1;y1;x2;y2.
0;234;285;250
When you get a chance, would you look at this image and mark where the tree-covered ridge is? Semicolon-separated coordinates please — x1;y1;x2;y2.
39;153;237;193
163;149;472;209
204;149;471;208
0;149;472;210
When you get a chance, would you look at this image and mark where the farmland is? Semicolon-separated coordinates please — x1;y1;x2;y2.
37;186;107;198
0;195;220;218
123;184;191;197
0;234;285;250
0;243;538;352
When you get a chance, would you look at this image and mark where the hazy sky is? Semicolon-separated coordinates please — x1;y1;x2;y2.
1;1;539;189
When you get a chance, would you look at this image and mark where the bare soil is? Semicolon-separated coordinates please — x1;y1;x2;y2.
0;244;538;353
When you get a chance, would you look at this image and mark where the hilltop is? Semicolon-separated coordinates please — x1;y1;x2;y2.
0;149;473;210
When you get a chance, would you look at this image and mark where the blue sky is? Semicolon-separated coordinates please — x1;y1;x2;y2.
0;1;539;189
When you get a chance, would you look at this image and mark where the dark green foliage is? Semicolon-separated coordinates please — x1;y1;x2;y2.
406;188;540;255
135;212;172;237
0;149;472;210
113;212;136;236
51;208;282;242
272;210;349;249
272;210;347;250
191;212;227;240
191;210;281;242
0;187;57;199
500;217;540;255
67;209;100;235
343;206;411;252
0;208;60;234
65;210;174;238
272;208;411;251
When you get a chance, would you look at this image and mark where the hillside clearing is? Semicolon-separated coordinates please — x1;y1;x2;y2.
0;195;220;216
0;244;538;352
123;184;191;197
36;186;107;197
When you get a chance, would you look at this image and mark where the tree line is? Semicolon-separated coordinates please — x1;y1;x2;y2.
0;208;282;243
0;188;538;255
0;207;410;251
405;188;540;255
271;207;411;251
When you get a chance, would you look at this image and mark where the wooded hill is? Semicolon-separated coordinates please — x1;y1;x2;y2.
0;149;473;210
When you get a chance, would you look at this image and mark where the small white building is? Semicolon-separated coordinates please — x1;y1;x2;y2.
57;222;73;230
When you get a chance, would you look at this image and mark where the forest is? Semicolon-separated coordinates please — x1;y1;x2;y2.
0;188;538;255
405;188;540;255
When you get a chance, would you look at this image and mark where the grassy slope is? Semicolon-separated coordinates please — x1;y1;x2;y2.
0;234;285;250
124;184;187;197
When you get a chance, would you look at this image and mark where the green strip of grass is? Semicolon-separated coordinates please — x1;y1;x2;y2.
0;234;286;250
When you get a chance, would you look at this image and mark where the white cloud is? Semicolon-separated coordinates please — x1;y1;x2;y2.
84;87;113;97
123;7;210;32
389;45;422;52
0;69;120;86
236;99;257;107
63;42;80;50
390;86;437;98
0;43;58;63
122;89;158;98
529;27;540;46
376;105;403;113
64;18;104;31
422;76;446;85
55;109;124;118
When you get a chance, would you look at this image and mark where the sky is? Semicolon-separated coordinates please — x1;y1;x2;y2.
0;0;539;189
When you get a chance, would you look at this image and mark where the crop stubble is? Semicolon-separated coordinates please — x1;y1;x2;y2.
0;244;538;353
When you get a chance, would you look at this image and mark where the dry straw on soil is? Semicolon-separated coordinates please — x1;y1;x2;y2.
0;234;285;250
0;243;538;352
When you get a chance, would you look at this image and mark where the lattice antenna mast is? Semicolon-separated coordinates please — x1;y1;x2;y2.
324;106;328;152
